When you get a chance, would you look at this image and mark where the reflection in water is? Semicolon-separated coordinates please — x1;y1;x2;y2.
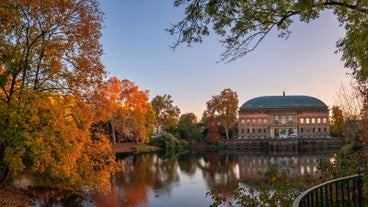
46;151;335;207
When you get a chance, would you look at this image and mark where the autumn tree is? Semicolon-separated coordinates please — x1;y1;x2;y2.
169;1;368;80
90;77;154;144
330;105;345;138
204;88;238;139
0;0;116;191
0;0;104;98
151;95;180;135
90;77;123;144
116;79;154;143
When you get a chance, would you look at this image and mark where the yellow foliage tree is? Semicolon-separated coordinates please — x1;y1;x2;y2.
0;0;116;191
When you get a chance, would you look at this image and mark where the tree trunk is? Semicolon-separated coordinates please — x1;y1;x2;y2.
111;115;116;144
0;165;10;187
225;125;230;139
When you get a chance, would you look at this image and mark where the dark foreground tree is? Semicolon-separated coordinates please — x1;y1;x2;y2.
168;0;368;80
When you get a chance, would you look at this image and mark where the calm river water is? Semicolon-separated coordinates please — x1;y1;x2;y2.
35;150;336;207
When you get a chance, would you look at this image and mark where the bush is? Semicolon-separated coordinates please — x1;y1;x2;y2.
150;133;187;149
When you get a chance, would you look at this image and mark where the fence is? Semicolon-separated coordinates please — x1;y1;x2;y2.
293;170;363;207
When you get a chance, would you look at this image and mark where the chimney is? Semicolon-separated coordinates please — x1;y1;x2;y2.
283;91;285;97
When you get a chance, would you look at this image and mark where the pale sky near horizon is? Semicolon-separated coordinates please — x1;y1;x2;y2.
98;1;350;119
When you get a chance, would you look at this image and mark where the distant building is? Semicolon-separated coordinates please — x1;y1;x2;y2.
238;94;330;139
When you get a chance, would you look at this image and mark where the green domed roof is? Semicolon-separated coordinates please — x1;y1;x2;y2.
240;95;328;110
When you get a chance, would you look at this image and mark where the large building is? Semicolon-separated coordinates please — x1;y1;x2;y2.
238;94;330;139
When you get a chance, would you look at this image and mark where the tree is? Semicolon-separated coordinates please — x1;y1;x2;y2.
168;0;368;80
151;95;180;135
0;0;104;99
0;0;116;191
334;81;363;120
90;77;154;144
116;79;154;143
178;112;198;139
90;77;123;144
0;90;116;191
204;88;238;139
330;105;345;138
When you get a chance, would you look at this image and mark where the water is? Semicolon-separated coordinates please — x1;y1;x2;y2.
36;150;335;207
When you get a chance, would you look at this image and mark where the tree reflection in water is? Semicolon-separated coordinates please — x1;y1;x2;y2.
83;151;334;207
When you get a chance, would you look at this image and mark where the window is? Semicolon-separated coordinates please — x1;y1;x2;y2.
247;129;250;133
252;129;255;133
263;118;267;124
306;118;310;124
252;119;256;124
317;118;321;123
258;128;261;133
274;115;279;124
241;119;245;124
313;128;315;132
258;118;261;123
318;128;321;132
300;118;304;124
247;119;250;123
264;128;267;133
312;118;315;124
282;116;286;124
301;128;304;132
323;118;327;123
241;129;244;133
288;115;293;124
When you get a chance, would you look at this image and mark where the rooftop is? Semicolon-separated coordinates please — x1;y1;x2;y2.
240;95;328;110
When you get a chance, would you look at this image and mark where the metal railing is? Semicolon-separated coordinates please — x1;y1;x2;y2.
293;170;363;207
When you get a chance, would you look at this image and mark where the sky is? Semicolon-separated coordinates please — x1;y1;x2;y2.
98;1;350;119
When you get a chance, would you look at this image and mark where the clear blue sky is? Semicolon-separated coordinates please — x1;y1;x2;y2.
98;1;349;119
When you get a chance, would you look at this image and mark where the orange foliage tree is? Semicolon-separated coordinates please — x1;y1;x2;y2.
0;0;116;191
90;77;155;144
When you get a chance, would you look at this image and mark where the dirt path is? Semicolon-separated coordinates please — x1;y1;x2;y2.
111;143;138;153
111;143;158;153
0;185;33;207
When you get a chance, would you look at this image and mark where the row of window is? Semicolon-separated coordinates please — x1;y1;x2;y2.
300;127;328;133
240;116;328;125
300;117;327;124
273;115;295;124
240;118;267;124
240;127;329;135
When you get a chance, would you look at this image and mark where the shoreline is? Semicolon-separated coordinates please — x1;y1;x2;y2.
0;143;156;206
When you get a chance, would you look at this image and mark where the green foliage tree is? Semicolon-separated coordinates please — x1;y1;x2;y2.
204;88;238;139
151;94;181;135
168;0;368;80
178;112;200;140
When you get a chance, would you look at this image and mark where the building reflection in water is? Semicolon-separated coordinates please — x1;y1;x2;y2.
81;151;335;207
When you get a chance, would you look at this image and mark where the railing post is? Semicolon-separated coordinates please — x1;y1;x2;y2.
357;167;363;207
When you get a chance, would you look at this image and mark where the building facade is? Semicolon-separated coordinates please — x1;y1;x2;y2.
238;95;330;139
